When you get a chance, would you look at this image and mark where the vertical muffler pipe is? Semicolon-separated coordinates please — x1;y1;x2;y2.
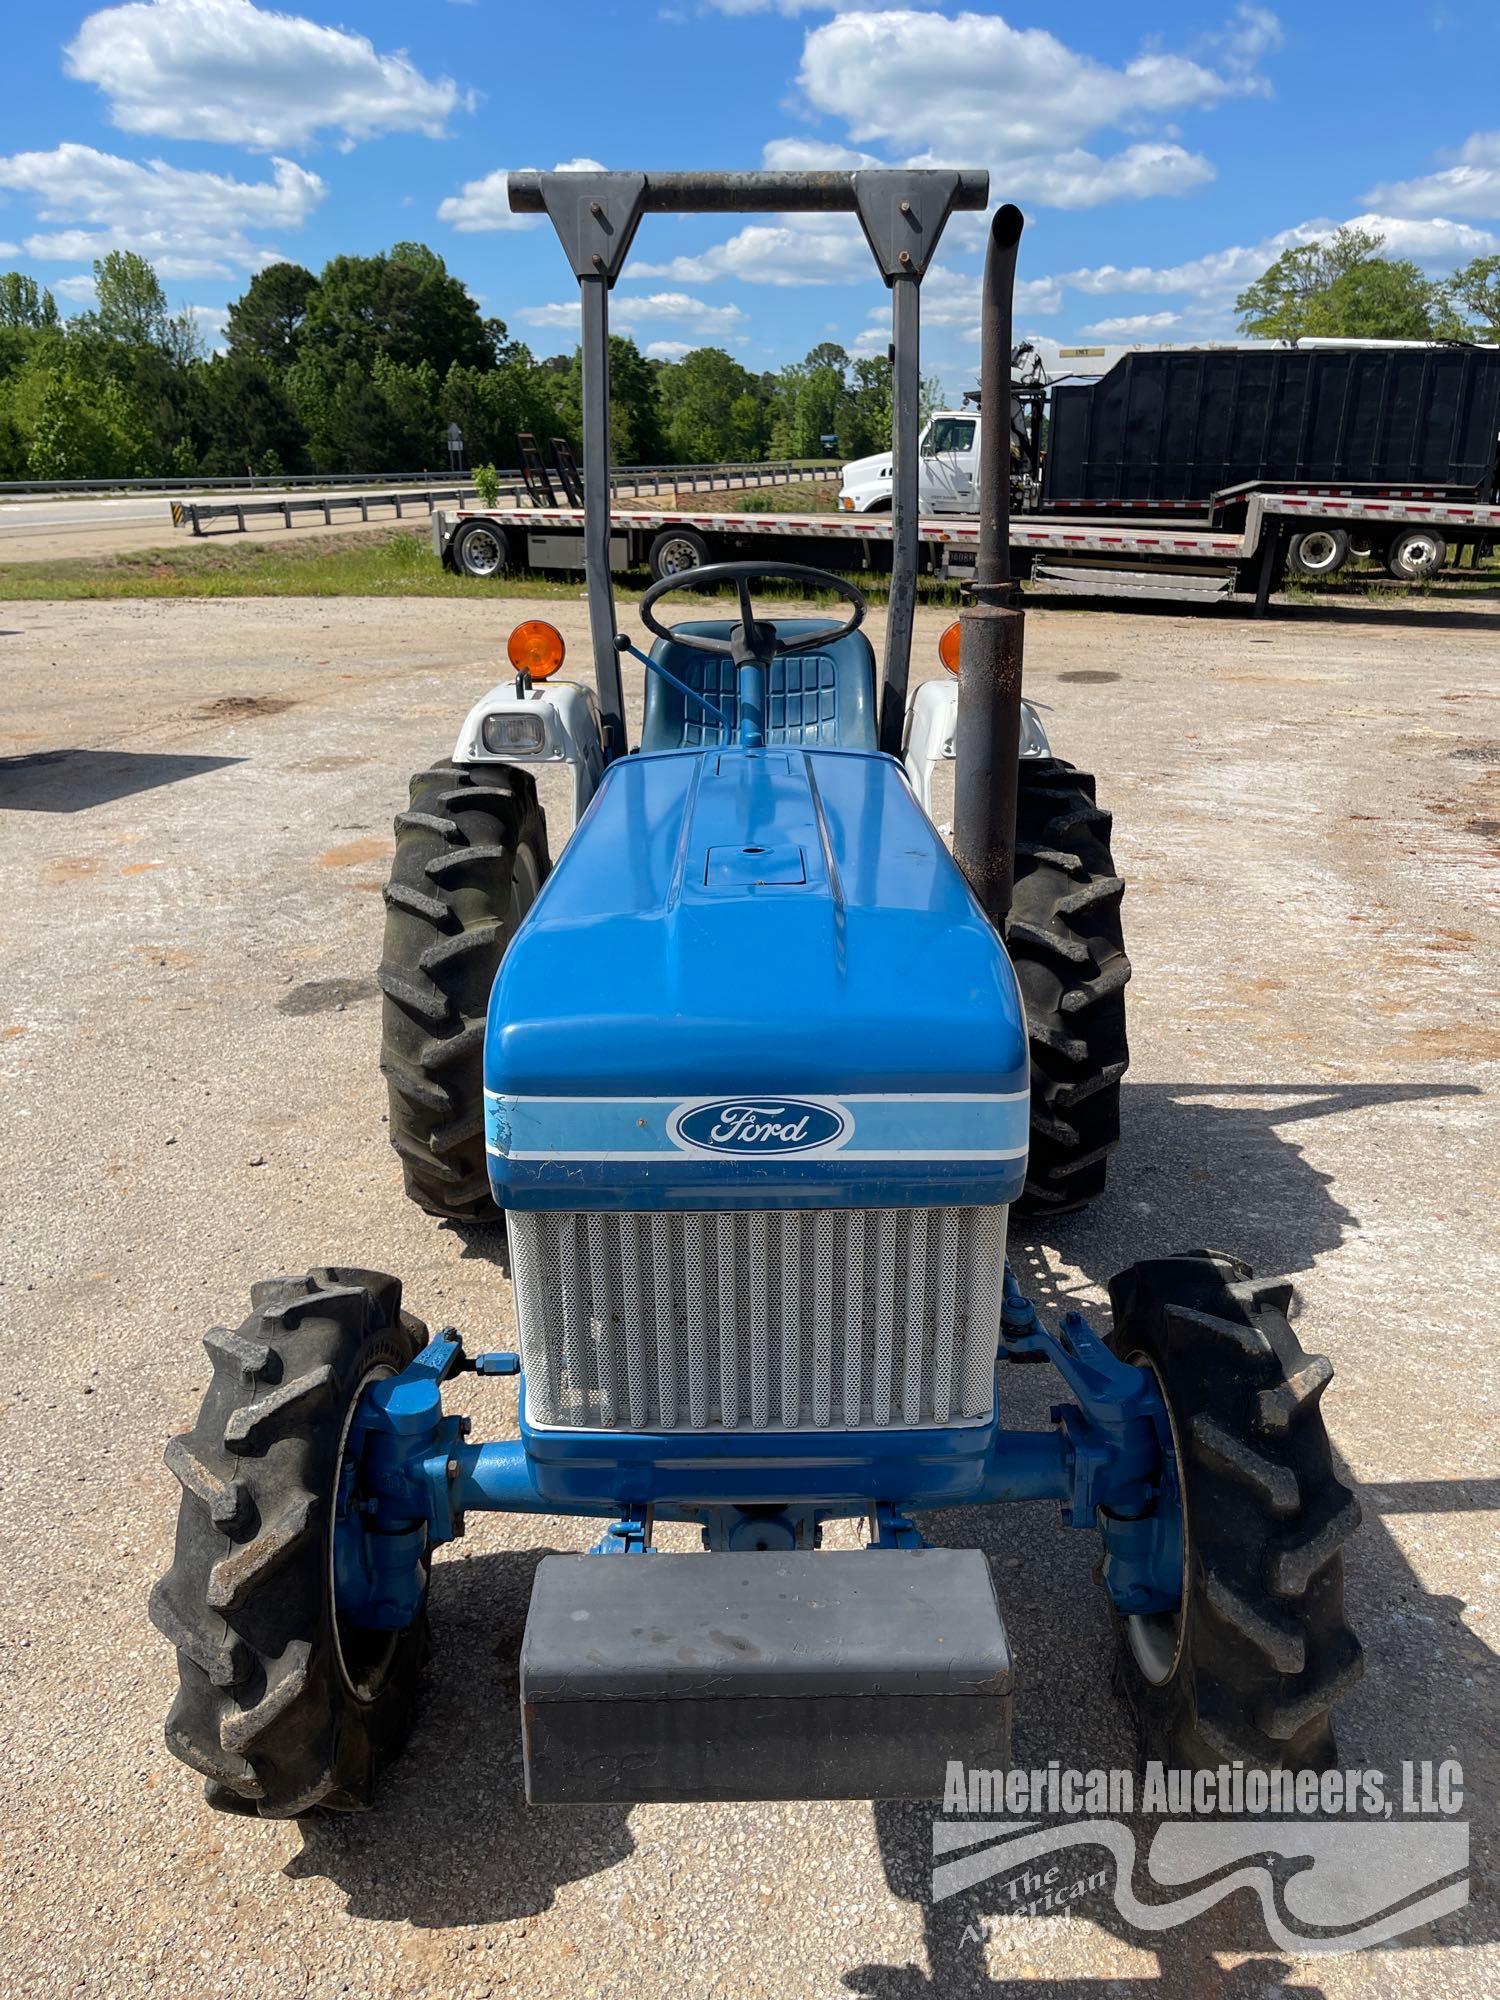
952;204;1026;930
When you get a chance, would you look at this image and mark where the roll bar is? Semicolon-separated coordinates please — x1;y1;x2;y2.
508;169;990;216
509;167;991;761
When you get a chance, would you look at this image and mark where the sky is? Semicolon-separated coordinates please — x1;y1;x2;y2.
2;0;1499;398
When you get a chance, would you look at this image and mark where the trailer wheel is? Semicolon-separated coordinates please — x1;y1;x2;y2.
379;762;550;1221
1105;1252;1363;1772
452;519;510;580
1286;528;1349;579
649;528;711;580
1384;528;1447;582
149;1270;430;1815
1006;757;1130;1216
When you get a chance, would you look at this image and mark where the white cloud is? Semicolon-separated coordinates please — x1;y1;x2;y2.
1365;132;1500;222
635;218;869;287
437;157;606;232
645;339;693;360
848;260;1060;359
0;143;324;278
758;138;884;171
1211;3;1284;72
981;142;1215;210
634;14;1273;295
796;8;1273;159
52;273;99;302
518;291;748;339
187;302;229;347
1081;310;1183;337
66;0;470;150
0;242;18;260
1343;211;1499;262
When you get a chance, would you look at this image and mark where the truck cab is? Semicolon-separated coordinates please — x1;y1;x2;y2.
839;409;979;515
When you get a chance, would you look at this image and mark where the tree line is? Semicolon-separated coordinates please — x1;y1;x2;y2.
0;243;907;481
2;229;1496;482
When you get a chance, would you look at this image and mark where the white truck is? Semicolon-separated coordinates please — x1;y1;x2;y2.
839;401;1042;517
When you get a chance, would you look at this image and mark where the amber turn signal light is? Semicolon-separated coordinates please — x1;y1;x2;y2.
938;621;961;675
507;619;566;678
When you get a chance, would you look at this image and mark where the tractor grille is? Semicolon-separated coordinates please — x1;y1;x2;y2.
508;1206;1007;1432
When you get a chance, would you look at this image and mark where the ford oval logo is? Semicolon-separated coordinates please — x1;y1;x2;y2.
669;1096;851;1157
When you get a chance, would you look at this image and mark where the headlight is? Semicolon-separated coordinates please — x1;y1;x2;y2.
482;711;547;755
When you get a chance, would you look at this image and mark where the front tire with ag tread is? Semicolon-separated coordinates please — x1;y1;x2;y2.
379;762;549;1221
149;1270;430;1816
1006;756;1131;1215
1106;1251;1363;1772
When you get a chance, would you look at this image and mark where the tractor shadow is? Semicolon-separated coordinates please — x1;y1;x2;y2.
851;1076;1496;1993
285;1543;636;1923
0;746;242;810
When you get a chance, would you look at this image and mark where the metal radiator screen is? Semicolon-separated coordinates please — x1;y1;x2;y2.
508;1206;1007;1432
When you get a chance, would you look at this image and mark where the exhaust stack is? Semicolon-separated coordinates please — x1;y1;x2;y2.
952;204;1026;930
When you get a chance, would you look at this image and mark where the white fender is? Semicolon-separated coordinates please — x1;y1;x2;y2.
452;678;605;839
902;678;1052;818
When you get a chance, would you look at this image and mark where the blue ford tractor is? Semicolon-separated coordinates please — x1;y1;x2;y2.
152;171;1362;1816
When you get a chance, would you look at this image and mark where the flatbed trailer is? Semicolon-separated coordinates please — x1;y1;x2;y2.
433;485;1500;612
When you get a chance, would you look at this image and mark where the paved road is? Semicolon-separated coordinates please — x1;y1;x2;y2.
0;591;1496;1998
0;469;837;564
0;489;451;564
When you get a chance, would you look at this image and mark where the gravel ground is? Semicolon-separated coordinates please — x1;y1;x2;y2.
0;588;1496;1998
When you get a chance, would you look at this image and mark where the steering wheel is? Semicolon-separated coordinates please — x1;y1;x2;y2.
639;559;865;667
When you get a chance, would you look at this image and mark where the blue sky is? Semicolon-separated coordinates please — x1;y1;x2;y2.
2;0;1499;397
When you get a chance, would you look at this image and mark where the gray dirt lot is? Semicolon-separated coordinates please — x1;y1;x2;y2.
0;588;1496;1999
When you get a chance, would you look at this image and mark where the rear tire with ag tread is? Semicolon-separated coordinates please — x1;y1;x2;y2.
1106;1251;1363;1772
149;1270;430;1816
379;762;549;1221
1006;756;1131;1215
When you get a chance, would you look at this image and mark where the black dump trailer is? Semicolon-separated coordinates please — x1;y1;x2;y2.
1042;344;1500;515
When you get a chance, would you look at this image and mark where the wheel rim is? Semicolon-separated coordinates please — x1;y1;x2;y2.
1400;535;1441;576
461;528;504;577
1299;530;1340;572
657;536;703;576
1123;1353;1190;1687
329;1365;402;1704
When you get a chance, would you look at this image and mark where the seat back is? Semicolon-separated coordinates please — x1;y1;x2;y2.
639;619;878;753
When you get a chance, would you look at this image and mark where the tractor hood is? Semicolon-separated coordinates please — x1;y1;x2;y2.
484;747;1028;1209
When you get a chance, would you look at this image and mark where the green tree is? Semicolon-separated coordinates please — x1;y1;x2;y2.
1302;257;1449;340
1235;227;1383;337
27;366;150;479
835;356;893;459
188;354;306;474
301;245;494;376
802;341;850;374
81;250;202;366
658;347;764;462
1448;255;1500;340
553;335;663;463
0;273;60;331
769;360;847;458
225;262;318;368
442;344;564;466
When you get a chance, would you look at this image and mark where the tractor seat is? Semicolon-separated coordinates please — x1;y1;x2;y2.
639;619;878;753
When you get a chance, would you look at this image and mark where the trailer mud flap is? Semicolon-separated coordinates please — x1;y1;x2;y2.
520;1548;1011;1804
